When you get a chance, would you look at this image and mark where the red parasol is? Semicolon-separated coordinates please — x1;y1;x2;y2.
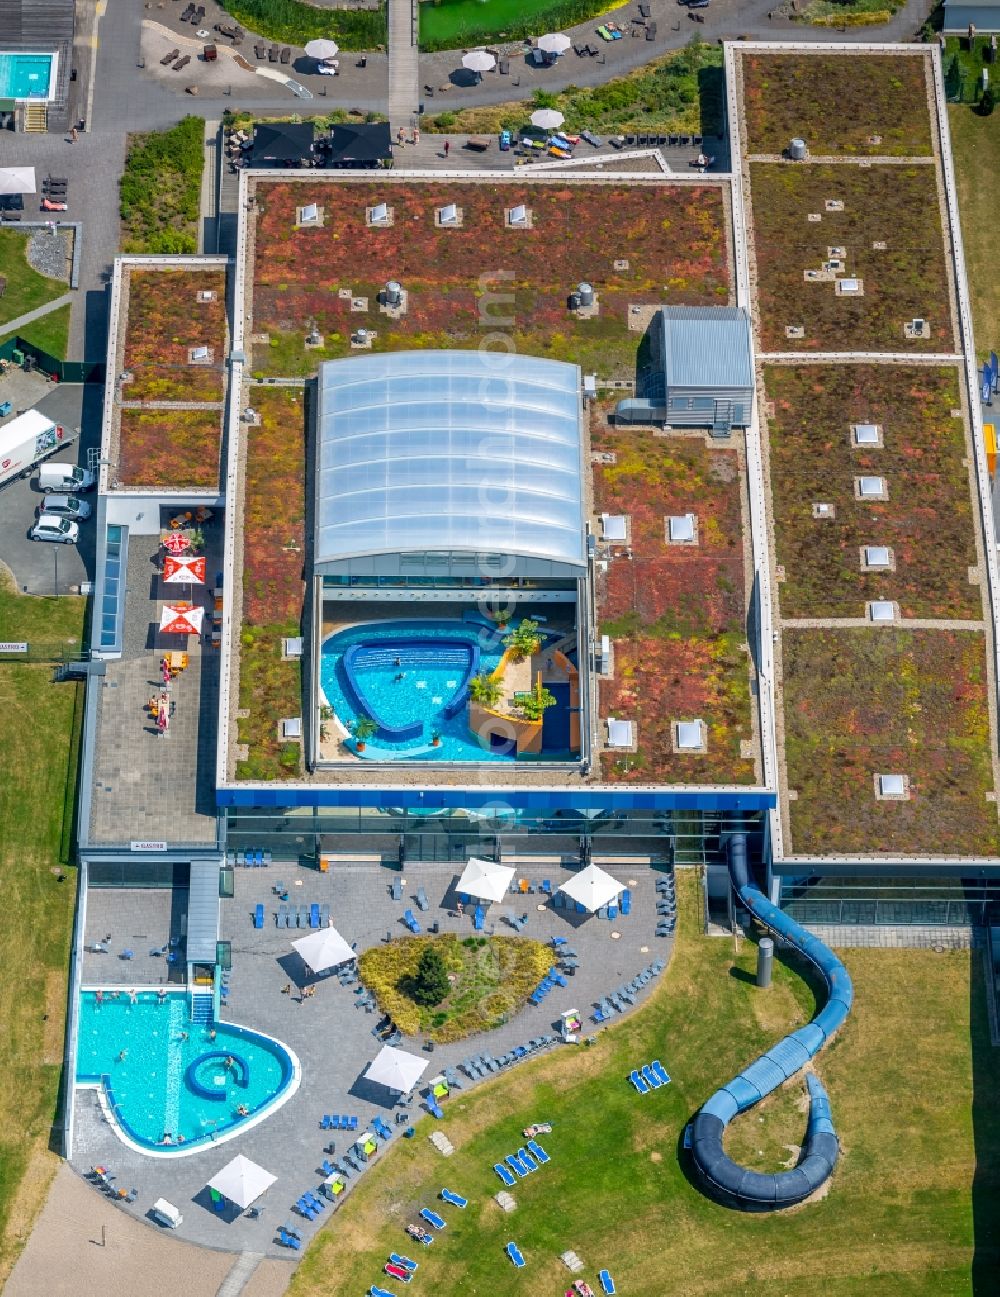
162;532;192;555
163;554;207;584
159;604;205;635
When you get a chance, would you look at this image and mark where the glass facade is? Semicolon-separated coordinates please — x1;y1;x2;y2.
778;873;1000;927
98;524;128;655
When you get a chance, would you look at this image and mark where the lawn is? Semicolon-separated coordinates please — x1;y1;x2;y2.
740;51;932;156
122;268;227;402
0;230;67;331
782;627;999;857
358;935;552;1042
0;572;84;1285
0;303;71;361
235;387;307;781
765;364;982;619
117;408;223;490
426;38;724;138
287;871;1000;1296
418;0;645;49
220;0;385;48
950;100;1000;361
591;414;755;785
250;179;729;379
120;117;205;255
749;162;953;353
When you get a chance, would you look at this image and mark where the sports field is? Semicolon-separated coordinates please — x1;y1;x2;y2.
288;873;1000;1296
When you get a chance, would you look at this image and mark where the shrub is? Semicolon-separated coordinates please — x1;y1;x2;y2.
410;946;450;1006
120;117;204;254
469;674;502;708
502;618;541;660
220;0;386;47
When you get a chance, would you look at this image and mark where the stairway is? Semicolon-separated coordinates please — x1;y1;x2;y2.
23;104;47;132
190;992;214;1025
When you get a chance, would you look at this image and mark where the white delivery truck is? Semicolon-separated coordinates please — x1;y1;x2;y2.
0;409;80;490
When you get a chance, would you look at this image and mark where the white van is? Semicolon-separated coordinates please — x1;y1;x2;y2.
41;493;91;520
37;462;96;493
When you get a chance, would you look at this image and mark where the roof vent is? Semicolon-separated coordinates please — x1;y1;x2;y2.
383;280;402;308
788;137;808;161
601;513;628;543
868;600;897;623
606;717;635;749
856;475;887;500
674;720;706;752
281;717;303;740
863;545;892;569
578;282;595;308
300;202;319;224
812;502;835;520
283;637;303;659
437;202;461;226
190;345;210;362
852;422;882;447
667;513;697;544
368;201;392;226
507;204;531;228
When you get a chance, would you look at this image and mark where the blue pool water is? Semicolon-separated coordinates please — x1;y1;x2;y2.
322;620;507;761
0;53;54;100
76;991;297;1152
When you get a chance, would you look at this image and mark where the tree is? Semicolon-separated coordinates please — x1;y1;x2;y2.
502;618;542;660
411;945;450;1007
980;84;996;115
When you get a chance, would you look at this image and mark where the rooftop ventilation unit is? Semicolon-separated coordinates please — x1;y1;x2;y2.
508;204;529;227
864;545;891;568
601;513;628;543
868;600;896;623
578;282;594;308
383;280;402;308
191;346;209;361
370;201;390;225
789;137;807;161
300;202;319;224
857;476;886;499
853;423;881;446
281;717;303;740
668;513;697;543
878;773;907;797
813;502;835;519
675;720;705;751
283;637;303;658
438;202;459;226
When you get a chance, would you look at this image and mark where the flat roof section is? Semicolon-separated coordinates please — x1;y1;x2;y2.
660;306;754;392
315;351;585;573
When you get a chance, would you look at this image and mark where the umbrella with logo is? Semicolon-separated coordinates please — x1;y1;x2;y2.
159;604;204;636
530;108;565;131
537;33;571;55
162;532;192;555
162;554;206;584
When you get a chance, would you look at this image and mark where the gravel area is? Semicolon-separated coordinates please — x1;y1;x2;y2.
26;226;73;283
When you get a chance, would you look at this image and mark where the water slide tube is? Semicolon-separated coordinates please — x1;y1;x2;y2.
689;834;853;1209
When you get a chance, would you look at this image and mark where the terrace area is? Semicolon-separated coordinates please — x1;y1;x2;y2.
590;405;758;786
107;263;229;493
246;176;731;382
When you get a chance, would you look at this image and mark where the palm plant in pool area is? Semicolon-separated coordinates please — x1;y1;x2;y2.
469;673;502;709
502;618;542;661
352;716;377;749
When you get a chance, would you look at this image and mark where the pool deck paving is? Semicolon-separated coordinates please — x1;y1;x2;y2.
69;858;672;1256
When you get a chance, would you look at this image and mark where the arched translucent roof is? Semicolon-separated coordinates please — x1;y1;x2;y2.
316;352;585;568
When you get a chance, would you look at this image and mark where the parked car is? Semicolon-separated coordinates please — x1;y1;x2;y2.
499;129;512;151
30;513;79;544
39;493;91;520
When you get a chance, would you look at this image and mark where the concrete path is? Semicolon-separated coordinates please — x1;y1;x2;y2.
388;0;419;128
0;292;73;337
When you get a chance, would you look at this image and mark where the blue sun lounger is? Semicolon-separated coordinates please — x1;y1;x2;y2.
370;1287;395;1297
253;904;264;928
389;1253;419;1272
652;1059;671;1085
599;1269;616;1294
310;902;320;928
441;1189;467;1207
518;1147;537;1171
526;1139;549;1164
494;1162;516;1186
642;1064;660;1089
278;1227;301;1249
420;1208;446;1229
629;1069;649;1095
505;1155;526;1178
506;1241;525;1268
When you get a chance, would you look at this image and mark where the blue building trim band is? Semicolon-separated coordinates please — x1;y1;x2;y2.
217;787;776;811
689;833;853;1210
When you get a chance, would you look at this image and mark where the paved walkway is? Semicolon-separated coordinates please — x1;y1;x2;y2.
387;0;419;128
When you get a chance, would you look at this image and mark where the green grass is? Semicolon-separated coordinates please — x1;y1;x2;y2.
0;303;71;362
0;230;66;331
950;101;1000;360
288;871;1000;1296
359;935;552;1042
425;37;724;137
220;0;386;48
0;570;84;1284
120;117;205;254
419;0;619;51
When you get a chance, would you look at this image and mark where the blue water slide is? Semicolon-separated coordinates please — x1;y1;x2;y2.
689;834;852;1209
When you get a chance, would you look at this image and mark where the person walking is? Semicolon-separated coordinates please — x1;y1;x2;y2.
70;126;78;143
443;139;450;159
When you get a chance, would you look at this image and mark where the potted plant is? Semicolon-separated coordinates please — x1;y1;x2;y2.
352;716;377;751
187;527;205;552
430;730;442;748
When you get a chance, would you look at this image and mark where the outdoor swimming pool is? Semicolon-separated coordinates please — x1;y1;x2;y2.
0;52;55;101
321;620;507;761
76;991;299;1154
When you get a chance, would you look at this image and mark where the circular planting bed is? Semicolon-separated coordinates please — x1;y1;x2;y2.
358;933;551;1042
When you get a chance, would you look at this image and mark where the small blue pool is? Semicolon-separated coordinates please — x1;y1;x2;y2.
0;52;55;101
76;991;299;1154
